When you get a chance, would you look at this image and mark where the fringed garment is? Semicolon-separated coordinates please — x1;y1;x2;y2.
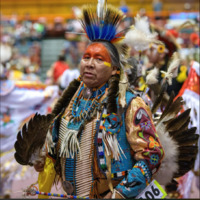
48;82;164;198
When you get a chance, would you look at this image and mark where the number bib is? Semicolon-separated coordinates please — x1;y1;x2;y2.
136;179;167;199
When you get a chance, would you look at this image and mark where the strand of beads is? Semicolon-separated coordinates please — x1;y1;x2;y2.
71;84;107;122
24;186;89;199
35;191;89;199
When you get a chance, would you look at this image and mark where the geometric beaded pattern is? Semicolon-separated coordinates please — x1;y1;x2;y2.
97;128;108;173
111;170;130;179
134;160;152;184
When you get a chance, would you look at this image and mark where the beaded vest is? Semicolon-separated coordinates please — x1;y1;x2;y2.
51;83;136;197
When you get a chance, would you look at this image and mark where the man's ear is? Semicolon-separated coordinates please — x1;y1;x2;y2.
111;66;117;75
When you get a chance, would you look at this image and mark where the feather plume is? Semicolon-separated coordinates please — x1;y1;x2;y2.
157;96;184;124
124;15;158;51
160;52;181;85
151;82;168;114
146;67;159;85
115;43;131;63
14;113;55;166
176;134;199;146
79;5;125;42
165;109;191;131
118;68;128;108
178;146;198;154
169;119;191;138
174;127;197;140
97;0;107;21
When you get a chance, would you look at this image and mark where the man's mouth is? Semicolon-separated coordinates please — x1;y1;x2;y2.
84;72;94;78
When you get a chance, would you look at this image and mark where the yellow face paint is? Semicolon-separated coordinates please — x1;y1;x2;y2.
104;61;111;67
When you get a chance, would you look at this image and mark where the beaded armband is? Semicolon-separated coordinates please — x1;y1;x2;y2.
134;160;152;185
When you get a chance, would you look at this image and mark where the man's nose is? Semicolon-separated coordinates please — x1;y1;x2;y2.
87;58;95;67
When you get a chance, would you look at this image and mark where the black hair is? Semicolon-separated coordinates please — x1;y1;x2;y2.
58;55;66;61
52;79;81;116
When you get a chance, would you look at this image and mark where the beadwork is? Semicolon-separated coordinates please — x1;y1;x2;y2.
70;83;108;123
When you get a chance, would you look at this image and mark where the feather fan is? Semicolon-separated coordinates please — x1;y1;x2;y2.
14;113;55;166
153;91;199;186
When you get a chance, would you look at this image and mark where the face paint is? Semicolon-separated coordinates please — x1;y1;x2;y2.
103;61;111;67
80;43;116;88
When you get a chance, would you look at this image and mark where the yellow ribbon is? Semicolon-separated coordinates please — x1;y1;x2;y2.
38;157;56;199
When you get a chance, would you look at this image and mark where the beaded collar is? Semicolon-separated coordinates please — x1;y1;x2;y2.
70;82;108;123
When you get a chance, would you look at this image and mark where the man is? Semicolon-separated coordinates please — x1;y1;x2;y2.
28;4;164;199
145;25;188;98
33;43;163;199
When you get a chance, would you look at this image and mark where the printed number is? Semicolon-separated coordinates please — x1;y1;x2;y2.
145;191;154;199
151;185;160;196
139;185;160;199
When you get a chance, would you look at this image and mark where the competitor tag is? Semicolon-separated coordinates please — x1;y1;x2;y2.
136;179;167;199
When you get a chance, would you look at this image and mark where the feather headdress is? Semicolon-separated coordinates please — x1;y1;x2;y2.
79;3;126;43
79;1;133;108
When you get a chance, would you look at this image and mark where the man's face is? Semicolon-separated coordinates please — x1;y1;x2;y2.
145;46;165;65
80;43;116;88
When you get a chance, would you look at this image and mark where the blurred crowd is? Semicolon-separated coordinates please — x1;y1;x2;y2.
0;2;199;199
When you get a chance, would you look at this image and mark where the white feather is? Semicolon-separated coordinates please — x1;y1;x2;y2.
118;69;128;108
146;67;159;85
124;15;158;51
46;130;54;154
160;52;181;85
97;0;106;20
134;14;151;35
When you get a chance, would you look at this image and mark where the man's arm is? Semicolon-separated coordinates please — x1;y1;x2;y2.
114;96;164;198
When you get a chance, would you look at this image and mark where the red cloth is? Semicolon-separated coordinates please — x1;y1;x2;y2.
53;61;69;82
175;61;200;99
166;29;179;38
190;33;199;45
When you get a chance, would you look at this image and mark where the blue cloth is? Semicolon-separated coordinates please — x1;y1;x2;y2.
115;167;147;198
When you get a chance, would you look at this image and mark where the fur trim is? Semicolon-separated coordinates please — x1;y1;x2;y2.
153;127;179;185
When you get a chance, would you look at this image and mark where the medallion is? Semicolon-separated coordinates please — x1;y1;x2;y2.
82;87;92;99
62;180;74;194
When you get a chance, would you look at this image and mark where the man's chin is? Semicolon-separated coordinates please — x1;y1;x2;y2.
83;80;96;88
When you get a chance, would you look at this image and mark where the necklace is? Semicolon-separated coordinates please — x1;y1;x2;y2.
70;83;108;123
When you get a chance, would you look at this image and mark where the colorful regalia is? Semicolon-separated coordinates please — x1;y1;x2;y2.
44;81;163;198
14;0;199;199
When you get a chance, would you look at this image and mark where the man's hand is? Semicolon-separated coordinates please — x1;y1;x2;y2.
33;157;46;172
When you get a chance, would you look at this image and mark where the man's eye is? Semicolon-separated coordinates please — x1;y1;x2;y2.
97;57;103;61
83;56;90;60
